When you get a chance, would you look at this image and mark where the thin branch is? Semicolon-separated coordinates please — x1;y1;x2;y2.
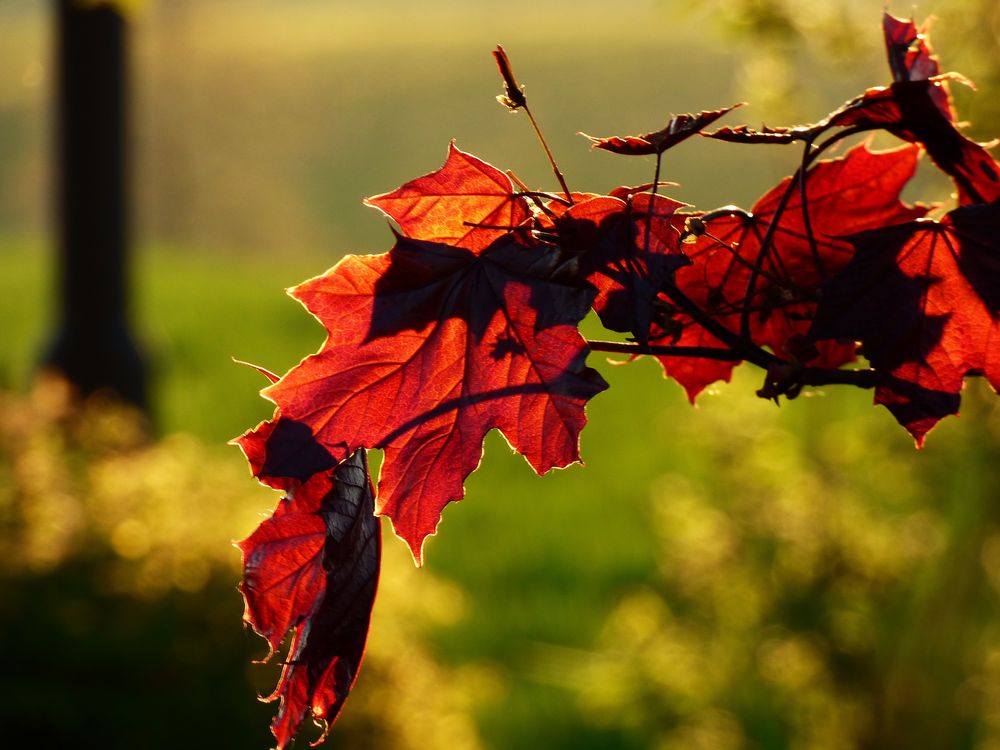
493;45;572;203
587;339;743;361
800;367;879;388
523;104;573;203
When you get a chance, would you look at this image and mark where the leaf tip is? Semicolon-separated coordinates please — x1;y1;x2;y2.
232;357;281;384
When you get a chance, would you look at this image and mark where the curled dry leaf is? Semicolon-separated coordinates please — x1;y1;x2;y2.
582;103;742;155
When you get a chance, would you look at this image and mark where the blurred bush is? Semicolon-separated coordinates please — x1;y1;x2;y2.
0;380;490;749
533;379;1000;750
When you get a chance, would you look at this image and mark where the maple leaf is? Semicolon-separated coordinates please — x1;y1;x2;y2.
260;232;607;562
811;200;1000;444
657;142;927;400
364;141;530;252
582;103;742;155
238;450;381;749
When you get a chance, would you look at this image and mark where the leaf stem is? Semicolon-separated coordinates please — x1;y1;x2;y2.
640;151;664;257
523;103;573;203
587;339;743;361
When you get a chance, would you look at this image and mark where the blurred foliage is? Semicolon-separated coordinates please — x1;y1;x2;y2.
533;378;1000;750
685;0;1000;138
74;0;150;15
0;380;489;749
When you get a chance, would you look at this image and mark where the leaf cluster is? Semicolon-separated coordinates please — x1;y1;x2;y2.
235;12;1000;747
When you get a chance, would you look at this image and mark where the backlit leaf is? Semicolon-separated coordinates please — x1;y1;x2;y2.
261;231;607;562
238;451;380;748
811;201;1000;443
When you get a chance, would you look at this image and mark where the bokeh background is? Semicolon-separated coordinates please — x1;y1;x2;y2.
2;1;1000;748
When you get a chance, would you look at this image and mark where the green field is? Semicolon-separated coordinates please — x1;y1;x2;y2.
3;1;1000;748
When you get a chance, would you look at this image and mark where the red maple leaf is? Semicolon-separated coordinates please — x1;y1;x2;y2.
657;142;927;400
811;201;1000;444
581;103;742;155
364;141;530;251
237;451;381;749
259;232;606;562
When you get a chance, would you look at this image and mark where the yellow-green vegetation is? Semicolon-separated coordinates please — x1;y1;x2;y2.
527;379;1000;750
0;378;493;748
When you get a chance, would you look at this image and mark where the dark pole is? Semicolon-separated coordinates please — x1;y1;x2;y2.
45;0;146;408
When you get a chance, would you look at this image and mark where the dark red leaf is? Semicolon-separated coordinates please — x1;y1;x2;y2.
238;451;381;749
236;417;341;492
364;141;530;252
811;201;1000;444
260;232;607;562
827;79;999;206
582;103;742;155
551;194;689;342
658;143;927;400
703;123;810;144
882;10;955;120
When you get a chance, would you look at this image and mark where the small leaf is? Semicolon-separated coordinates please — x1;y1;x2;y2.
882;10;956;120
583;103;742;155
364;142;530;252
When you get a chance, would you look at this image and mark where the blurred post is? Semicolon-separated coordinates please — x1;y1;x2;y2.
44;0;146;408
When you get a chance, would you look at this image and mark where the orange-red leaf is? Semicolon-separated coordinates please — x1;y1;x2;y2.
364;141;530;252
238;451;380;748
811;201;1000;444
262;233;607;562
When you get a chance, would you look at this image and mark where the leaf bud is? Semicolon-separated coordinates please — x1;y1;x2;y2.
493;45;527;111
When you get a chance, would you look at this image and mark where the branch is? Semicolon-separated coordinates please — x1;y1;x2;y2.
587;339;743;361
758;362;880;401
